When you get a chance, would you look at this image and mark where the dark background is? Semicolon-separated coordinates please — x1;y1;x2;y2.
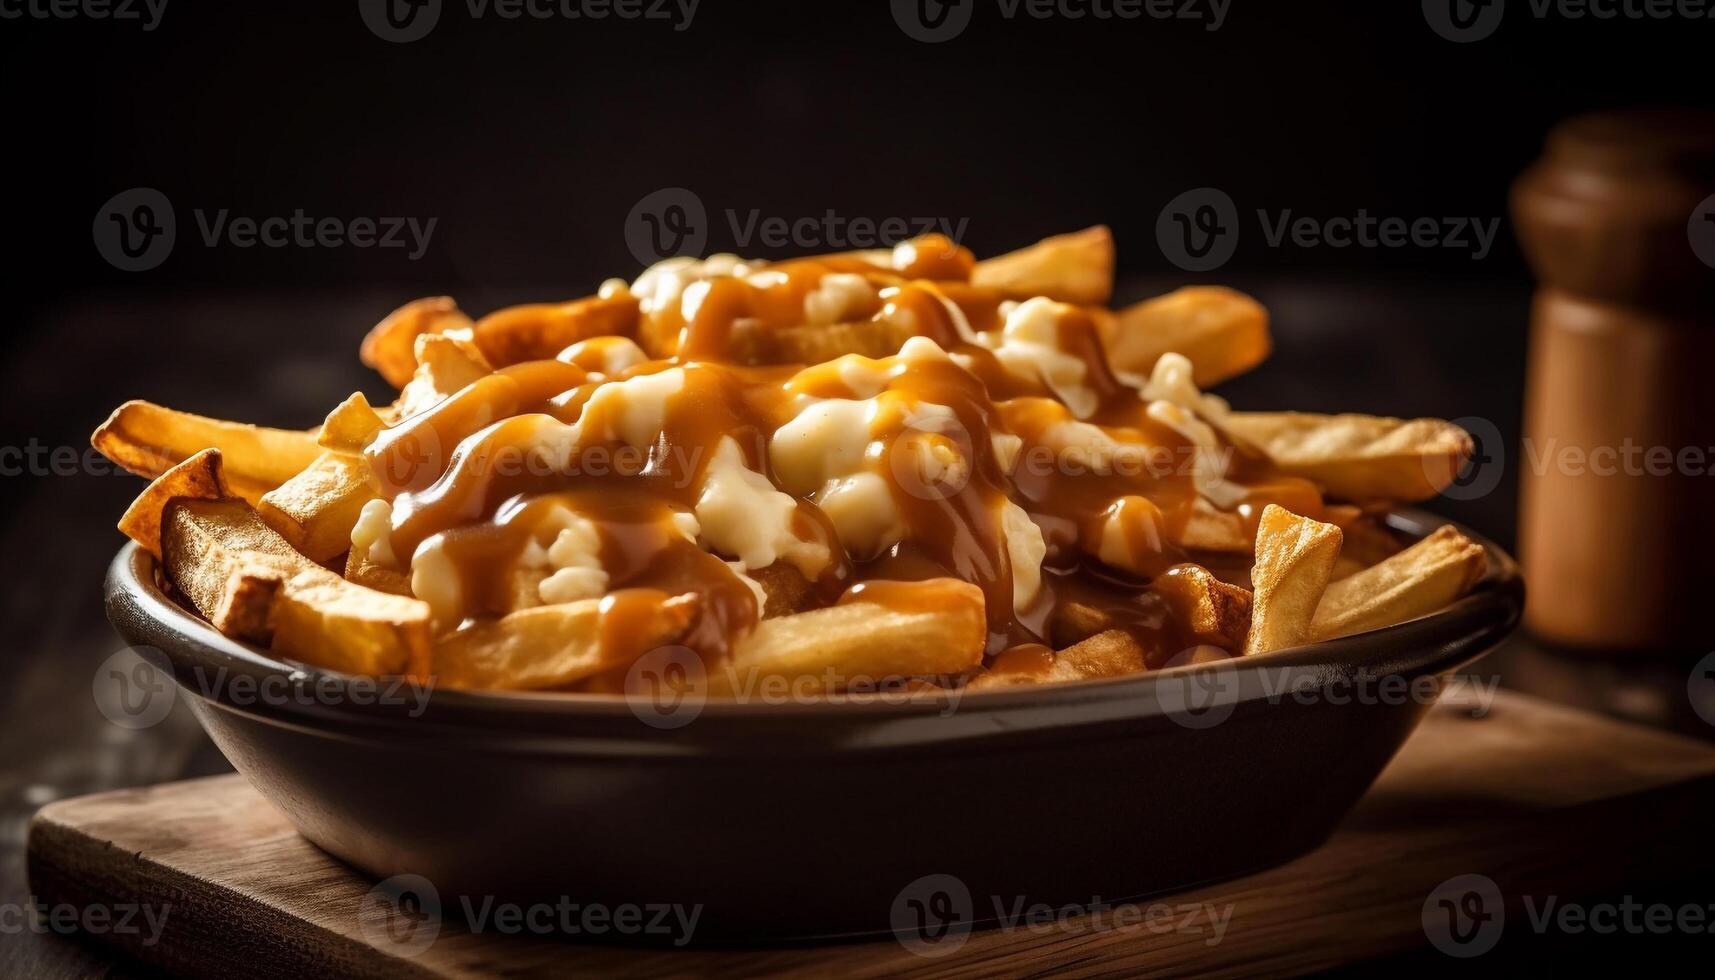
2;2;1712;975
4;0;1709;543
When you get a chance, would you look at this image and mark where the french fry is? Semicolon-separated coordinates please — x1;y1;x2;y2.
118;449;229;558
141;474;430;679
158;498;319;639
759;319;913;365
1173;498;1252;553
213;556;286;643
705;580;986;695
431;594;699;691
256;452;380;563
1054;628;1148;679
1154;563;1254;650
1224;412;1473;504
394;333;495;420
1311;525;1487;640
318;392;387;453
968;629;1148;689
359;296;475;389
345;548;414;597
1102;286;1271;387
93;400;321;505
1244;504;1343;656
1048;600;1114;648
472;294;640;366
253;563;433;678
972;226;1114;306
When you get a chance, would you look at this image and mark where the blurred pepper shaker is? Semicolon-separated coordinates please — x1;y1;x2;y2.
1512;110;1715;652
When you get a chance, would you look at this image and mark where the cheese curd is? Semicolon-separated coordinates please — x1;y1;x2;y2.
769;398;909;560
1137;352;1231;424
979;297;1101;418
803;273;879;326
1002;499;1047;609
410;533;462;626
535;511;609;606
556;336;648;378
696;437;831;578
576;366;686;448
630;254;753;318
1096;496;1168;575
1138;353;1243;508
351;497;398;568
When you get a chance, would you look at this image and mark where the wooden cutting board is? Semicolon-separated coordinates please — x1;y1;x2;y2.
27;690;1715;978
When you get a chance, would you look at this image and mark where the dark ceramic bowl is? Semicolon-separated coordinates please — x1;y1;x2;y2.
104;510;1522;945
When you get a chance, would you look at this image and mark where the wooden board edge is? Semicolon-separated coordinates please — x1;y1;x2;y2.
26;806;437;980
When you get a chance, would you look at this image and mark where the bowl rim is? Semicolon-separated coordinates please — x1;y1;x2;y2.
104;509;1523;751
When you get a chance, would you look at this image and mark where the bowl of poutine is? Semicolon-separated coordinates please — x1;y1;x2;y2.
100;227;1522;942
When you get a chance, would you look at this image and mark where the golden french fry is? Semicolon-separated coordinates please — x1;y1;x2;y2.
213;556;287;643
148;477;423;675
1244;504;1343;656
1103;286;1271;387
418;331;492;382
472;294;640;366
432;594;699;691
118;449;229;558
159;498;319;639
359;296;474;389
1311;526;1487;640
971;226;1114;305
93;400;321;505
256;452;379;563
969;629;1148;689
1048;600;1114;649
345;548;413;597
1224;412;1473;504
1172;498;1252;553
706;580;986;696
1153;563;1253;650
392;333;495;420
1054;628;1148;679
257;564;433;679
758;319;913;365
318;392;386;453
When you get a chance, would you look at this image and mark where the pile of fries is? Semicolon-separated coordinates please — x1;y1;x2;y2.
95;226;1488;695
